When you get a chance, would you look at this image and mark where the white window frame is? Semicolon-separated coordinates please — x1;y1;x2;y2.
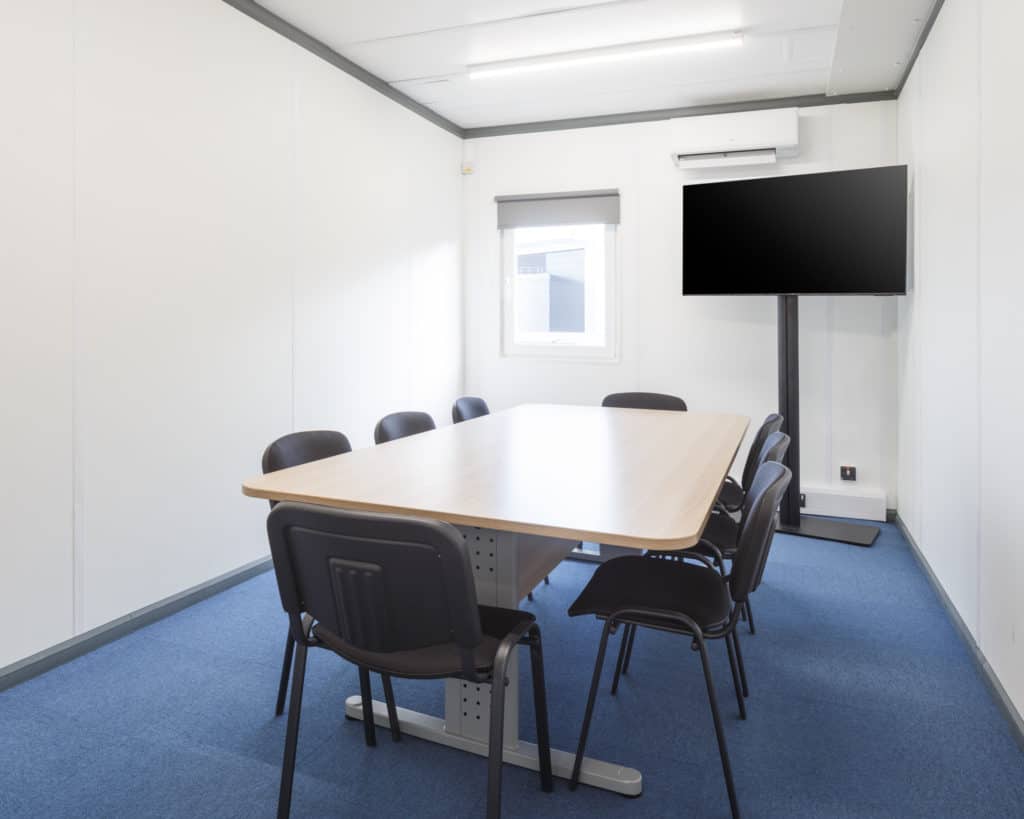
500;223;620;361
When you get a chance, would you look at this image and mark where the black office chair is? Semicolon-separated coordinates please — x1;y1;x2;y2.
718;414;783;512
374;411;436;444
566;462;792;819
691;430;791;636
266;503;554;819
601;391;688;412
612;430;792;693
261;430;352;717
452;396;491;424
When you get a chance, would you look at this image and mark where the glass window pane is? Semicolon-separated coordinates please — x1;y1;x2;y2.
511;223;605;346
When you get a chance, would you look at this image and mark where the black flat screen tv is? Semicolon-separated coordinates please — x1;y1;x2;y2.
682;165;908;295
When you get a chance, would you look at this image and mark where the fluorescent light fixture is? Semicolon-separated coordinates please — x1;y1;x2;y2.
468;32;743;80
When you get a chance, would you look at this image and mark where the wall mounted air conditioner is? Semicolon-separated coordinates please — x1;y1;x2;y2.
671;107;800;169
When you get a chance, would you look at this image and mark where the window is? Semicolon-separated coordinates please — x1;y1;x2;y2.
497;190;619;360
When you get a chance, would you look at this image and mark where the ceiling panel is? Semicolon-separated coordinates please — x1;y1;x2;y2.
828;0;936;94
247;0;939;130
257;0;630;44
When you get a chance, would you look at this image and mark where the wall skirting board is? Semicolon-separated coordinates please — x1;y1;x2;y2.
894;515;1024;753
802;485;888;522
0;557;272;693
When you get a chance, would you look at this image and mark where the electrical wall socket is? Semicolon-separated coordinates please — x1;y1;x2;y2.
840;465;857;481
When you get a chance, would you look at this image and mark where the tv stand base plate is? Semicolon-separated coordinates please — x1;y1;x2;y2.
777;515;879;547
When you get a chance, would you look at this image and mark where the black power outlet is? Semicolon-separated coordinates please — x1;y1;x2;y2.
799;493;806;507
840;465;857;481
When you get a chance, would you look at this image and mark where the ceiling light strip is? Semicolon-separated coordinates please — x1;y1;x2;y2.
468;32;744;80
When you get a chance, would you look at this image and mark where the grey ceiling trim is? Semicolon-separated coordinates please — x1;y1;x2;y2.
220;0;465;138
462;91;897;140
895;0;947;95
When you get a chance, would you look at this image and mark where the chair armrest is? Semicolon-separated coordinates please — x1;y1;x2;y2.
697;539;728;577
719;476;744;513
490;619;538;685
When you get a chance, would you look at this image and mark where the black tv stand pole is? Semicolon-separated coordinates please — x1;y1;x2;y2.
775;294;879;547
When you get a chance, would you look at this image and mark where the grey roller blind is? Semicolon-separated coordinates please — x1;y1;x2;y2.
495;189;620;229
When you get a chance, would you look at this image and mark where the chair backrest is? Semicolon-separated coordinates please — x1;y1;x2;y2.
452;396;490;424
266;503;483;678
757;430;790;469
601;392;687;412
728;461;792;603
740;414;784;490
261;430;352;508
374;411;436;444
749;433;790;591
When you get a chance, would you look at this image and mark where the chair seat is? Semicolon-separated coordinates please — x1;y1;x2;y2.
568;556;731;631
313;605;534;680
717;480;744;511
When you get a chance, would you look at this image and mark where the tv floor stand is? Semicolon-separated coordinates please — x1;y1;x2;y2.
775;295;879;547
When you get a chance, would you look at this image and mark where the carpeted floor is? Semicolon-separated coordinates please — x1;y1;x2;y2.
2;521;1023;818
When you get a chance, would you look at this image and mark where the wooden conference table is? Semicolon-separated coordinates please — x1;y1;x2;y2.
242;403;748;796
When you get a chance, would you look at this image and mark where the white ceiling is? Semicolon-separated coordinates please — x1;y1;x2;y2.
257;0;938;130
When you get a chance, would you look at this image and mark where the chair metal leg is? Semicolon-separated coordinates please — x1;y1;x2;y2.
621;622;637;675
527;591;534;601
570;619;614;790
381;674;401;742
358;667;376;747
277;642;307;819
543;575;550;585
275;632;295;717
725;633;747;720
610;624;630;696
696;635;741;819
745;600;756;635
487;642;513;819
732;626;749;699
527;626;554;793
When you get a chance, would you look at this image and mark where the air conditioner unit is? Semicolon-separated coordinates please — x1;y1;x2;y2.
671;107;800;169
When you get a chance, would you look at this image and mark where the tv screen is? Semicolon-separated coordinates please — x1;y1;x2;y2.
682;165;907;295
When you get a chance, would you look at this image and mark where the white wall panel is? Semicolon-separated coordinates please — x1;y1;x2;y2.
1;0;464;663
73;0;296;628
977;0;1024;715
900;0;982;635
898;0;1024;713
290;53;463;447
462;102;899;505
0;0;75;666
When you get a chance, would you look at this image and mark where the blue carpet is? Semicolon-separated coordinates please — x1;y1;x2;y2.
2;522;1023;818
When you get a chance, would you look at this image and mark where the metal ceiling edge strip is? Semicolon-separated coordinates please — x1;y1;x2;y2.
462;91;897;139
894;0;947;95
220;0;465;138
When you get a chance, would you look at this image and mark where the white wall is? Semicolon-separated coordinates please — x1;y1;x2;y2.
462;102;900;507
897;0;1024;714
0;1;75;667
0;0;462;665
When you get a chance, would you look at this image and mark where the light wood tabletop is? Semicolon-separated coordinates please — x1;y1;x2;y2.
242;403;749;550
